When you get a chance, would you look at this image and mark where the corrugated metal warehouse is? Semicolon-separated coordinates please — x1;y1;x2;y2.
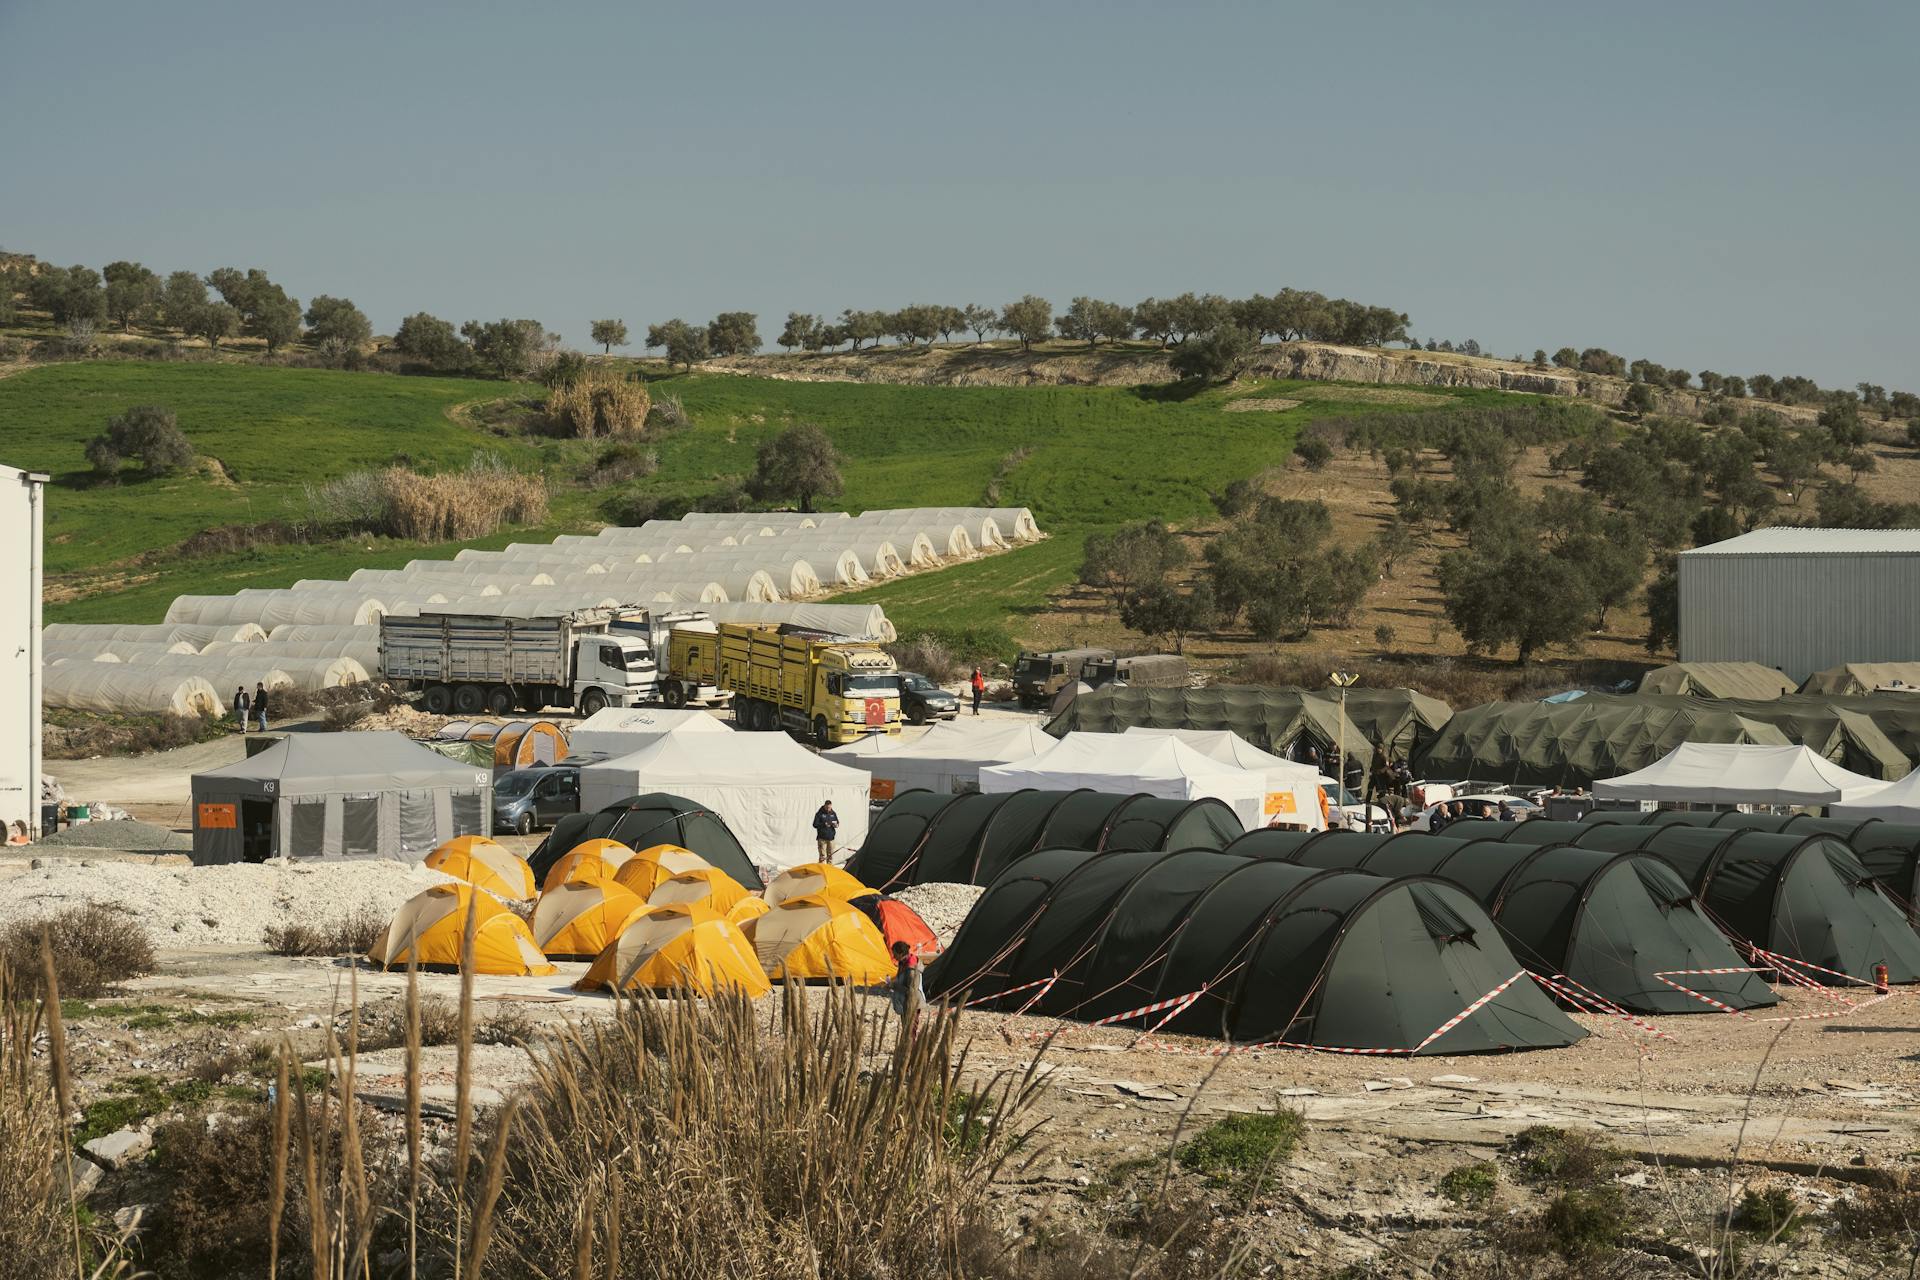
1680;528;1920;682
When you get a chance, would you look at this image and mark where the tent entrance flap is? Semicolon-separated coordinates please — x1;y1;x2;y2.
242;799;273;862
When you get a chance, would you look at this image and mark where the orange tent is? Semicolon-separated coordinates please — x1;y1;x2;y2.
647;865;750;915
612;844;715;898
366;883;555;976
747;893;893;984
541;838;637;892
762;862;874;909
426;835;536;900
577;902;770;997
530;876;645;960
868;898;940;958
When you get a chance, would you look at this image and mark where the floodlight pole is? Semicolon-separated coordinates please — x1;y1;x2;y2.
1330;670;1358;812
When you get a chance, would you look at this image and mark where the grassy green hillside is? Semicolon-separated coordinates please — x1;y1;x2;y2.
4;360;1518;644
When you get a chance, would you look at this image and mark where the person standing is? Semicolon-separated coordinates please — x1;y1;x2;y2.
253;682;270;732
889;939;925;1034
812;799;840;861
969;668;985;716
232;686;249;732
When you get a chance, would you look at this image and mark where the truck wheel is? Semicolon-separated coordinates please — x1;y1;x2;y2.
662;681;687;709
453;684;485;715
421;684;452;715
738;699;764;731
580;688;608;716
485;687;514;715
813;716;831;748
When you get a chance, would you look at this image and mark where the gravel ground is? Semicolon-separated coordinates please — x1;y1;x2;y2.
892;882;985;948
39;819;191;853
0;859;455;948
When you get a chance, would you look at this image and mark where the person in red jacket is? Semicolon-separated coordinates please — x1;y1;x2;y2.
969;668;985;716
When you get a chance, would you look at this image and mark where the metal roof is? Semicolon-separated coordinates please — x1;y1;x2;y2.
1682;528;1920;556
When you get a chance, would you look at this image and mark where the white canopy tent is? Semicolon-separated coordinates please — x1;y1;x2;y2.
979;731;1269;830
568;706;731;759
578;733;870;869
1122;727;1329;830
1593;743;1890;807
1828;770;1918;823
826;720;1055;801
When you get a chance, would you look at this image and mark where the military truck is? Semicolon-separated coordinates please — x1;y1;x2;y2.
1012;647;1115;709
1082;653;1190;690
669;622;901;746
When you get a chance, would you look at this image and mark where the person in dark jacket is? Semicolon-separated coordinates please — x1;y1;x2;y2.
232;686;249;731
812;800;840;860
253;683;270;732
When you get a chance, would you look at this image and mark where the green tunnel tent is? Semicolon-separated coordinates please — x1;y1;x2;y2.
532;791;763;889
1220;829;1774;1014
1457;819;1920;984
1045;687;1370;770
927;849;1583;1054
1580;809;1920;920
1415;699;1793;789
845;789;1239;888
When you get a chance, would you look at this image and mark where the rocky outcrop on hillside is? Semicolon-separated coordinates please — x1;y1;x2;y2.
708;341;1800;422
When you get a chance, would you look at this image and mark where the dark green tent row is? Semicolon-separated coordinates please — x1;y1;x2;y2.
1416;694;1920;788
1439;819;1920;985
846;789;1244;889
1045;687;1374;765
1220;829;1775;1015
1585;809;1920;921
923;847;1585;1054
530;792;764;889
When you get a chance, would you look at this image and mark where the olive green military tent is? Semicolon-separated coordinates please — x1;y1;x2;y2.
1314;687;1453;758
924;848;1584;1053
1416;699;1791;788
1585;809;1920;924
1606;695;1912;781
1447;817;1920;984
1801;664;1920;697
531;791;763;889
845;788;1243;888
1639;663;1796;701
1222;828;1774;1014
1046;687;1369;768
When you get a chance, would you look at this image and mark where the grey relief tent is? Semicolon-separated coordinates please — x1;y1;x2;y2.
1639;663;1797;701
1222;828;1775;1014
846;788;1243;889
1448;817;1920;984
1045;687;1370;770
190;731;491;864
924;848;1584;1054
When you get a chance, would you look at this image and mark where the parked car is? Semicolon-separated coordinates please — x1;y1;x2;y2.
493;764;582;835
1412;794;1541;832
897;671;959;724
1318;778;1394;833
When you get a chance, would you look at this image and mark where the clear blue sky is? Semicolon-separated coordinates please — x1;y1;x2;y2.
3;1;1914;389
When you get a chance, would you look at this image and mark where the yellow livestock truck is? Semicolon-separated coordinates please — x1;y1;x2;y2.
668;622;901;746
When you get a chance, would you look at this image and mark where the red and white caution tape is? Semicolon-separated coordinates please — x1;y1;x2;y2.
961;971;1058;1011
1531;972;1670;1040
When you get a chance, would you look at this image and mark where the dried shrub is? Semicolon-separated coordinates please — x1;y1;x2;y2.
261;906;385;958
647;392;689;431
1508;1125;1621;1189
378;456;548;541
1835;1171;1920;1239
0;965;76;1278
545;367;650;438
1;903;155;999
888;632;963;683
586;441;660;487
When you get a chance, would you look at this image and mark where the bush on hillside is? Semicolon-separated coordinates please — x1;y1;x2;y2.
305;454;547;541
86;402;195;480
545;366;650;438
1;903;155;999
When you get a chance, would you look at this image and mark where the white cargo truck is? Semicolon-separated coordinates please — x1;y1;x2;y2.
380;608;711;716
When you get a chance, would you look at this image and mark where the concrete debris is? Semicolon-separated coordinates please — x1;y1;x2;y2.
82;1126;152;1171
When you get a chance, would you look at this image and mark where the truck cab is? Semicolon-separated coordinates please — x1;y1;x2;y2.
1013;647;1115;709
571;636;655;715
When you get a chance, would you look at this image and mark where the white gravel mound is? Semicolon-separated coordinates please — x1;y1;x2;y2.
0;859;456;949
892;882;985;949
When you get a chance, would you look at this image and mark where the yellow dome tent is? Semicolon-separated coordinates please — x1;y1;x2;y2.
763;862;874;909
530;876;645;961
612;844;715;898
647;866;750;915
426;836;536;900
726;896;771;929
577;902;771;997
367;883;556;976
747;893;893;984
540;838;637;892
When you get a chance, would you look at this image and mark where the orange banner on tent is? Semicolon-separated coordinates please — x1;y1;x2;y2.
197;802;237;830
1263;792;1297;816
870;778;897;802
